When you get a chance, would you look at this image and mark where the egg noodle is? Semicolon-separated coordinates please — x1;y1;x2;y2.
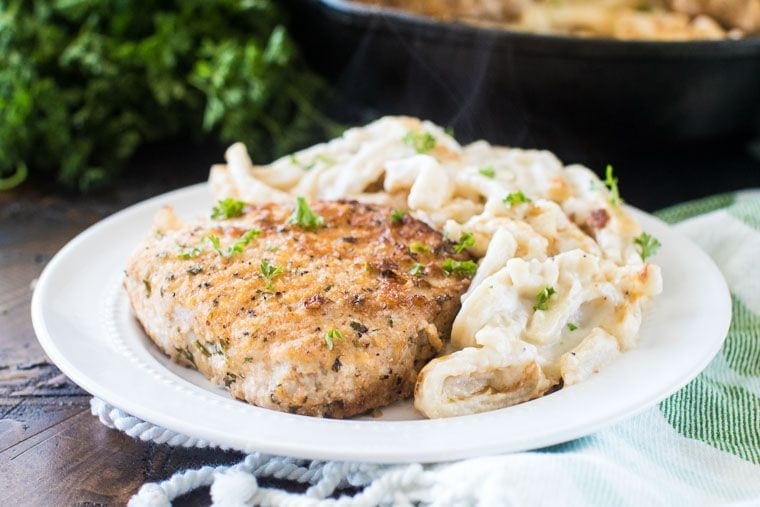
209;116;662;418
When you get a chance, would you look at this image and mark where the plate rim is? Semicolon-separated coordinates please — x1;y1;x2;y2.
31;183;732;463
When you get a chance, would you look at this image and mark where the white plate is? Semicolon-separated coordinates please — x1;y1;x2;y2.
31;183;731;463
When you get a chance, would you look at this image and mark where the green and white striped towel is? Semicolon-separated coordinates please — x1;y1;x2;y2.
118;191;760;506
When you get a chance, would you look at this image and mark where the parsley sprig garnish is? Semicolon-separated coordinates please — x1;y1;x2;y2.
503;191;531;206
288;197;325;230
453;232;475;253
260;259;283;291
533;286;556;311
206;229;261;258
178;228;260;260
325;328;344;350
390;209;405;224
567;322;578;331
442;258;478;277
479;166;495;178
211;198;246;220
409;262;425;276
403;131;437;154
634;232;661;260
604;165;623;206
226;229;261;256
178;245;203;260
207;234;223;255
409;242;430;254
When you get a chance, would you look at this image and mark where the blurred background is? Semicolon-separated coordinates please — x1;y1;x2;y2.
0;0;758;209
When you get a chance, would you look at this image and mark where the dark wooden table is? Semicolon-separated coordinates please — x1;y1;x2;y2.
2;140;759;506
0;144;247;506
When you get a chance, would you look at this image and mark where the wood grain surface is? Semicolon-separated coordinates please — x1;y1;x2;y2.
1;139;758;506
0;144;248;506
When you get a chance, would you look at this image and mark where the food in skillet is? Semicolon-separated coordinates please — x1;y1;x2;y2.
353;0;759;39
124;199;472;417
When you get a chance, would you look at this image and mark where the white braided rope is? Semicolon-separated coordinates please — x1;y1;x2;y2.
90;398;438;506
92;398;217;449
94;397;717;506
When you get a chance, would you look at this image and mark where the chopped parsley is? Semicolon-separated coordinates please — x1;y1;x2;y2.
567;322;578;331
409;262;425;276
479;166;496;178
175;346;196;367
403;131;437;154
324;328;344;351
207;234;223;255
178;245;203;260
260;259;283;291
288;196;325;230
634;232;661;260
206;229;261;258
533;286;556;311
290;153;335;171
503;191;531;206
390;209;406;224
193;340;211;358
604;165;623;206
453;232;475;253
180;227;261;260
225;228;261;257
409;242;430;254
211;198;246;220
442;258;478;277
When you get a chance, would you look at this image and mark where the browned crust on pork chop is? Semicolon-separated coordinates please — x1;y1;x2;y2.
124;200;473;417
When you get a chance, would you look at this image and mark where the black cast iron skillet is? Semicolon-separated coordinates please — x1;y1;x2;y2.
286;0;760;164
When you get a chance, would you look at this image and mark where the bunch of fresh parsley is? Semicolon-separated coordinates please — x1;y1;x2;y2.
0;0;337;192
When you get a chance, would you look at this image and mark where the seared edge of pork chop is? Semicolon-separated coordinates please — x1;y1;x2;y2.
124;200;473;417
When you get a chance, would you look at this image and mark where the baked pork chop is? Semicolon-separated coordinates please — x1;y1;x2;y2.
124;199;473;418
